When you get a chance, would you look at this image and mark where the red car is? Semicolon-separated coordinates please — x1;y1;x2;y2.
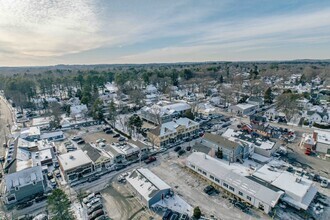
144;156;157;164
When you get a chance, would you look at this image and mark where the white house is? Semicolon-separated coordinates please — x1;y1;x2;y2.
70;104;88;119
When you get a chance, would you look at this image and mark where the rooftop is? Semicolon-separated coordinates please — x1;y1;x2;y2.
57;149;93;171
204;132;240;149
32;117;51;126
126;168;171;201
186;152;283;207
253;164;317;210
222;128;275;150
315;130;330;145
150;117;198;137
235;103;257;110
5;166;44;190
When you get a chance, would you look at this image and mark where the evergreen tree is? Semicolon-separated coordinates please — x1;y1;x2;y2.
47;189;74;220
193;206;202;219
216;147;223;159
264;87;273;104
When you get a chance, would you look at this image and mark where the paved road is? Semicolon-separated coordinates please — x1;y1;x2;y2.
0;96;14;157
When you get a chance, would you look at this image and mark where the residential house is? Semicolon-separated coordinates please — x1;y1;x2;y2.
70;104;88;120
247;97;264;107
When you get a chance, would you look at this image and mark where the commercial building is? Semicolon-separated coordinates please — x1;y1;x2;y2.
57;150;93;183
141;102;191;125
186;152;283;214
222;128;277;158
300;130;330;155
202;132;252;162
253;165;317;210
81;144;114;172
3;166;46;204
147;117;199;148
126;168;171;208
229;104;258;116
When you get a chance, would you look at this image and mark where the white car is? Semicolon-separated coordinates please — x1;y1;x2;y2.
321;179;328;188
87;198;101;208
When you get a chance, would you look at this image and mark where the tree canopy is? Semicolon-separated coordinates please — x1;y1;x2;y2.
47;189;74;220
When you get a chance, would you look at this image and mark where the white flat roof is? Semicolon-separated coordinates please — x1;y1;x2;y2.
57;150;92;171
315;130;330;145
186;152;282;207
126;168;171;202
253;164;317;209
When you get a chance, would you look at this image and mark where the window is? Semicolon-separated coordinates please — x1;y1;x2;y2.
215;178;220;183
210;175;215;180
229;186;235;192
223;183;228;188
198;168;202;173
247;196;252;201
259;203;264;211
239;191;243;196
15;186;19;191
191;164;195;169
202;171;207;176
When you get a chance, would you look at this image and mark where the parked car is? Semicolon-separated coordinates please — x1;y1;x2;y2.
144;156;157;164
35;195;47;203
83;193;95;204
103;127;111;132
87;203;103;215
113;133;120;138
203;185;215;195
321;179;328;188
174;146;181;152
94;215;106;220
87;198;101;208
77;139;85;145
118;137;126;142
71;136;81;141
177;149;186;156
162;209;173;220
234;202;249;213
105;129;113;134
88;209;104;220
17;201;33;210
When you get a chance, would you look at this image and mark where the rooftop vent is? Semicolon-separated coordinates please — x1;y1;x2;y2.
70;155;74;159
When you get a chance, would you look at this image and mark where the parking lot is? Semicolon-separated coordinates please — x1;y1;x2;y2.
149;152;270;220
101;181;157;220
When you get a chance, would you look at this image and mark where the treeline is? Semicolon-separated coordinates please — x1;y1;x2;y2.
0;67;195;111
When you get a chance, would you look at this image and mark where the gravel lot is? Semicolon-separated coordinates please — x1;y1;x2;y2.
101;181;157;220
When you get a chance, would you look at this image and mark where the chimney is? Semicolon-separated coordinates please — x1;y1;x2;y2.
313;131;318;142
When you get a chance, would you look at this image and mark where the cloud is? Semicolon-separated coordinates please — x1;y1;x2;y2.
0;0;330;66
0;0;106;57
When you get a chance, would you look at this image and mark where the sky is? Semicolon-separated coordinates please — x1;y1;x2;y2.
0;0;330;66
